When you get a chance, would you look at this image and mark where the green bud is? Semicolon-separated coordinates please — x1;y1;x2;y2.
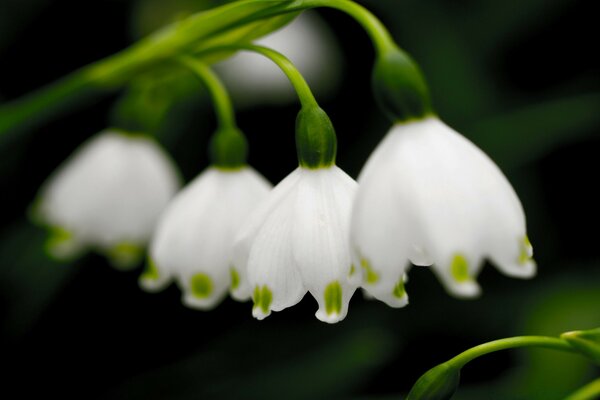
295;105;337;169
372;46;433;122
209;126;248;169
407;362;461;400
561;328;600;364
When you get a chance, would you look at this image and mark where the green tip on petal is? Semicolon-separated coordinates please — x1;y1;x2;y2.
106;242;143;270
190;273;213;299
44;226;82;261
450;254;471;283
230;267;240;290
519;235;534;265
253;285;273;315
393;278;407;299
349;264;356;276
324;281;343;316
141;257;161;281
360;258;379;284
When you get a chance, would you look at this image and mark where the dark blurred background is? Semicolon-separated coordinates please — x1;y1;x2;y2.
0;0;598;399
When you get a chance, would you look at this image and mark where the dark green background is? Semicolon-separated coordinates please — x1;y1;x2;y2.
0;0;598;398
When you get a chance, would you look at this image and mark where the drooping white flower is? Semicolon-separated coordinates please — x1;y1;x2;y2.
141;166;271;309
351;117;535;305
231;166;358;324
217;11;341;105
32;129;181;269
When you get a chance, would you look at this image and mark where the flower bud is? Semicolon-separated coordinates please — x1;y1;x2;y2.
407;362;461;400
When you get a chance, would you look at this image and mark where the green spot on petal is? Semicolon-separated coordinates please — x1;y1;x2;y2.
361;258;379;284
106;242;143;270
324;281;342;316
450;254;471;283
230;267;240;290
349;264;356;276
253;285;272;314
141;257;160;281
519;235;533;265
393;278;406;299
190;273;213;299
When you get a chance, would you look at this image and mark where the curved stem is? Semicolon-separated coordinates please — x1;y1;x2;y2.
177;56;236;130
449;336;576;369
564;378;600;400
290;0;396;55
203;44;319;109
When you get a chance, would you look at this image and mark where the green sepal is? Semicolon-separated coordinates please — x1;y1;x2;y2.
561;328;600;365
372;46;433;123
295;106;337;169
407;362;461;400
209;126;248;169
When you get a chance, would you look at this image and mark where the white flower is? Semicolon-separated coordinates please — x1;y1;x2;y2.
350;117;535;305
32;129;181;269
142;167;271;310
232;166;358;323
217;12;341;105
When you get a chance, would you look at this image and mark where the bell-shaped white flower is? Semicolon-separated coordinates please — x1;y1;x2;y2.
141;166;271;309
32;129;181;269
232;166;358;323
217;12;341;105
351;117;535;305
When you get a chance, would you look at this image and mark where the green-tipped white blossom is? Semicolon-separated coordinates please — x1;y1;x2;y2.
32;130;180;268
351;117;535;304
142;167;271;309
232;166;358;323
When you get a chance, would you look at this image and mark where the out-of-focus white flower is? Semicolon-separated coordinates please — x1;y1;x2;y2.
141;167;271;310
32;129;181;269
217;11;341;106
351;117;535;305
232;166;358;324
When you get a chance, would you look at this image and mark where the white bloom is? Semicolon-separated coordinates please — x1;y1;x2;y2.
142;167;271;310
32;130;180;269
232;166;358;323
351;117;535;305
217;12;341;105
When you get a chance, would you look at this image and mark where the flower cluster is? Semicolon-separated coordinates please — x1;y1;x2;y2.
30;1;537;324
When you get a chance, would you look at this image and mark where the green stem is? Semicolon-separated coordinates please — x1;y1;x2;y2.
292;0;395;55
449;336;576;369
176;56;236;130
203;44;318;109
564;378;600;400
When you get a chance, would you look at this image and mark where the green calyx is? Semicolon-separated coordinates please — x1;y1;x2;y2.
209;126;248;169
295;105;337;169
372;46;433;123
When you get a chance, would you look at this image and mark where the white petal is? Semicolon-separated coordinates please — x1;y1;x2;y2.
231;168;302;300
35;130;180;258
147;167;271;310
291;167;358;323
246;197;306;320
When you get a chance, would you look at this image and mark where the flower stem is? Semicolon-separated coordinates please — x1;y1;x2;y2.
202;44;318;109
290;0;396;55
176;56;236;130
563;378;600;400
448;336;576;369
